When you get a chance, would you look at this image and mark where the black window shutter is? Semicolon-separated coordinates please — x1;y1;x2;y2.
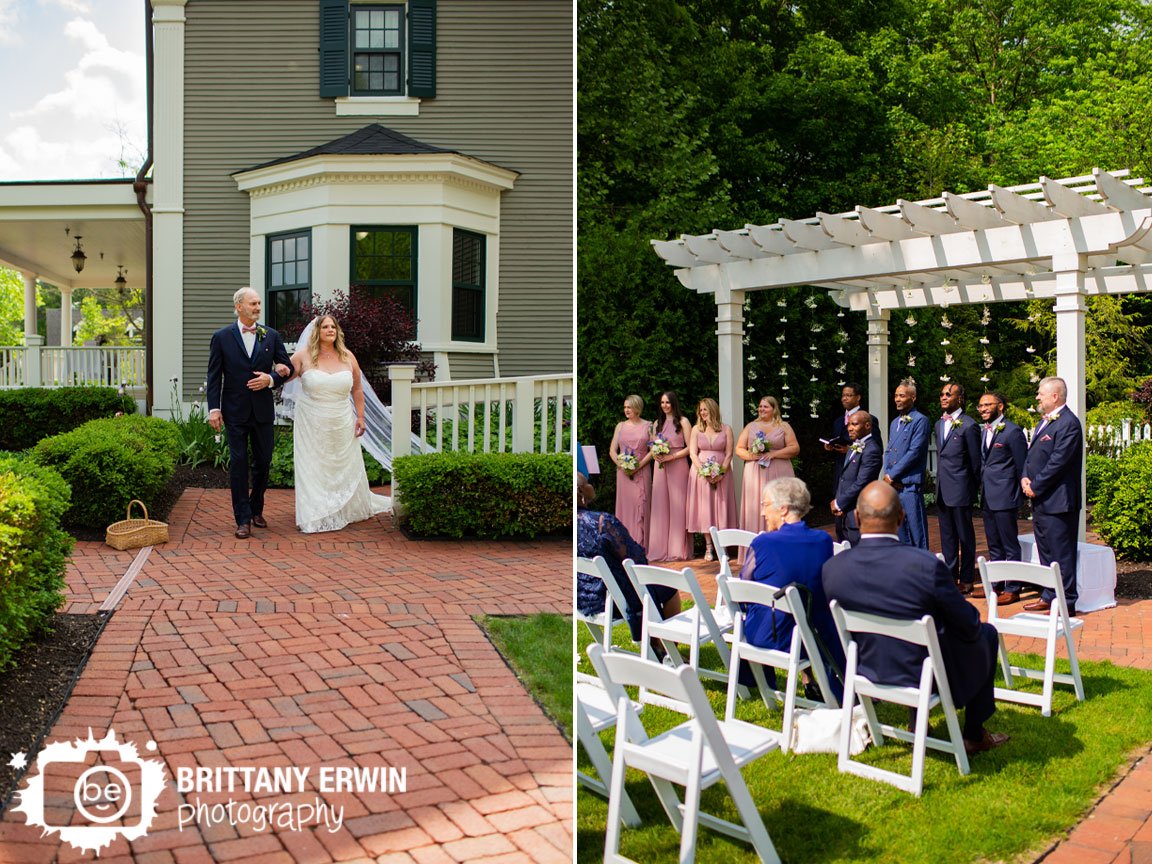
319;0;349;98
408;0;436;98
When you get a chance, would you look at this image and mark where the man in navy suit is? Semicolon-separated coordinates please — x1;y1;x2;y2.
882;377;931;549
1022;376;1084;614
826;382;882;505
935;382;982;593
830;412;882;545
976;391;1028;605
822;482;1008;754
207;287;294;538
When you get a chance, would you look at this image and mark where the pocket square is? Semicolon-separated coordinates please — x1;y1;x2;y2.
993;442;1004;448
1040;434;1053;442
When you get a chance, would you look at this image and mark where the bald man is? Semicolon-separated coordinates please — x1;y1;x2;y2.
822;482;1008;755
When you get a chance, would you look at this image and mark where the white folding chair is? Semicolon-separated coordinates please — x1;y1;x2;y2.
709;525;757;625
576;668;642;827
588;644;782;864
830;600;970;796
977;557;1085;716
833;540;851;555
577;555;642;655
721;580;838;752
625;561;736;706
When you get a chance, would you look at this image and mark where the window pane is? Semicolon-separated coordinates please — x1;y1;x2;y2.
385;30;399;49
384;55;398;71
284;262;296;285
370;9;384;28
384;72;399;91
271;263;283;286
370;30;384;49
370;55;383;72
270;240;283;264
385;9;399;28
298;261;309;283
370;72;383;91
356;10;370;28
394;232;411;256
355;29;369;49
298;237;309;257
355;71;370;90
283;237;295;260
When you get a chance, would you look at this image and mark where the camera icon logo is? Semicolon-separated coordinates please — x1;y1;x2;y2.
12;728;167;855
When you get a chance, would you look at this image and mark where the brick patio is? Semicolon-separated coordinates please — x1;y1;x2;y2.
0;487;572;864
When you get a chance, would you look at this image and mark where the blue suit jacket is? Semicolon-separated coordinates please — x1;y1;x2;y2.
835;435;883;515
831;410;882;493
1023;409;1083;515
883;409;930;488
821;537;994;706
935;412;981;507
741;522;844;673
206;323;292;425
980;419;1027;511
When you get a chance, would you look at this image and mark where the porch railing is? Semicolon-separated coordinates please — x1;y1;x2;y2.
389;367;572;458
0;344;146;389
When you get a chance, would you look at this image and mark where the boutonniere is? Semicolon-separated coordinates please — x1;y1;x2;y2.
994;422;1005;433
899;414;912;425
256;325;267;340
1046;411;1060;422
948;417;963;430
850;440;865;455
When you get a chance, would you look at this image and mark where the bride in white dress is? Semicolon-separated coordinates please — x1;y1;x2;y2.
284;315;391;533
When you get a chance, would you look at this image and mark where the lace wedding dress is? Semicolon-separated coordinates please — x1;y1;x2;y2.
294;369;392;533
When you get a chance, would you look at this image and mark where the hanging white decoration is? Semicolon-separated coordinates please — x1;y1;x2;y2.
742;336;751;346
747;370;758;380
805;295;818;309
836;363;846;374
812;324;824;333
906;315;917;327
1026;346;1036;354
983;350;994;369
940;338;950;346
979;337;989;345
779;317;788;323
908;354;916;367
944;353;955;365
980;305;991;326
940;314;953;329
776;334;786;343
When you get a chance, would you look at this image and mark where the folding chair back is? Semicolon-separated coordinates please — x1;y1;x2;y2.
710;526;758;577
577;555;640;654
829;600;969;796
721;580;837;752
977;557;1085;716
588;644;782;864
576;668;642;827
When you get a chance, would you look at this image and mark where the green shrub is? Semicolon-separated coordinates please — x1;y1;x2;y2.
1086;400;1146;428
268;425;391;488
393;451;570;538
31;415;180;529
1093;442;1152;559
169;380;229;469
0;454;73;670
0;387;135;451
1085;454;1120;506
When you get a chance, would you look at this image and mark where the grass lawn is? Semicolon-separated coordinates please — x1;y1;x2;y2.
576;620;1152;863
479;612;573;738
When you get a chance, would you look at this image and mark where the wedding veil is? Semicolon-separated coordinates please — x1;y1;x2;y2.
277;317;425;469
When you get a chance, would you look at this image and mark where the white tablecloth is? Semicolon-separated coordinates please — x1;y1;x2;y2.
1017;533;1117;613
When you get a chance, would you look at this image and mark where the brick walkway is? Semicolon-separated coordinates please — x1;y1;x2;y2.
0;488;572;864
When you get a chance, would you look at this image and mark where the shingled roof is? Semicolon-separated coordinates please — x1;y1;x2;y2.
237;124;476;174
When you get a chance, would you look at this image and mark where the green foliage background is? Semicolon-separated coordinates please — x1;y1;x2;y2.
579;0;1152;458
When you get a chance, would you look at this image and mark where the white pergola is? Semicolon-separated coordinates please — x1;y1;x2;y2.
652;168;1152;527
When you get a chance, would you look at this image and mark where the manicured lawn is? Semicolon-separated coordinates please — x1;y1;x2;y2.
576;621;1152;863
480;612;573;737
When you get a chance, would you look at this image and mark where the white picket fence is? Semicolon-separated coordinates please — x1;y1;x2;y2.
1084;419;1152;458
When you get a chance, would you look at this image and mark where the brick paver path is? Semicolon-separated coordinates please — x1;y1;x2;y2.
0;487;572;864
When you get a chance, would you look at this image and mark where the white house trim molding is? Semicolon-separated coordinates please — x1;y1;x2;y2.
151;0;188;418
334;96;421;117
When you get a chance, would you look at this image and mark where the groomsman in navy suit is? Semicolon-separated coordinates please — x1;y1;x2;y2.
975;391;1028;605
882;377;931;549
935;382;982;593
1022;376;1084;614
826;382;882;536
830;412;883;545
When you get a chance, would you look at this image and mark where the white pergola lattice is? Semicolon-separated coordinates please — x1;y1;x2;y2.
652;168;1152;529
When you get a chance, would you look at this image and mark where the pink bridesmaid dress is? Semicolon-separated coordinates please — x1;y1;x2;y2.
686;426;736;533
615;421;652;549
647;418;691;561
739;424;794;534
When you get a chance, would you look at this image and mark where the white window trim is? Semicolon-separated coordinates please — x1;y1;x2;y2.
335;96;421;117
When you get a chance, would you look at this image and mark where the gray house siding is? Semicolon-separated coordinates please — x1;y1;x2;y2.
182;0;572;391
446;353;495;379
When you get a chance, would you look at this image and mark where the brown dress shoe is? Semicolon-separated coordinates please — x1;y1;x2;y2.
1023;599;1051;613
957;583;974;596
971;585;987;599
996;591;1020;606
252;515;268;529
235;523;252;539
964;730;1010;755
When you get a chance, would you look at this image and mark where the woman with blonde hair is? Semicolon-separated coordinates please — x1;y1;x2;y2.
608;393;654;549
735;395;800;534
685;397;736;560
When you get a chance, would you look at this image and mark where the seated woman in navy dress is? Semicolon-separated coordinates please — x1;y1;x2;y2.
739;476;844;699
576;473;680;644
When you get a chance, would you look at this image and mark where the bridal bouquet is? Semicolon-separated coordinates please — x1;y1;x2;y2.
617;448;639;474
749;430;772;455
698;458;724;481
649;435;670;468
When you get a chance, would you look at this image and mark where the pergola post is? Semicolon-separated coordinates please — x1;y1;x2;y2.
21;270;37;339
715;280;745;508
1053;252;1088;542
866;307;890;435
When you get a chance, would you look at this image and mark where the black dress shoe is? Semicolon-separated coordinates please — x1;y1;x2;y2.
252;515;268;529
235;523;252;539
964;729;1010;755
957;582;974;596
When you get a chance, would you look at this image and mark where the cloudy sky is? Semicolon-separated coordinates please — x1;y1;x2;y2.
0;0;145;180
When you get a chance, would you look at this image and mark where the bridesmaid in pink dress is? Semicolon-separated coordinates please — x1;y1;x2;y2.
647;391;693;561
608;394;653;549
685;397;736;561
736;395;800;534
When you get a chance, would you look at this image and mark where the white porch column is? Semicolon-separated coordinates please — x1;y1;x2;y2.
715;280;745;508
151;0;188;417
866;307;891;436
1053;252;1088;542
60;286;74;346
21;271;37;338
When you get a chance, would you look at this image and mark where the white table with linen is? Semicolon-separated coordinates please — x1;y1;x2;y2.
1017;533;1117;613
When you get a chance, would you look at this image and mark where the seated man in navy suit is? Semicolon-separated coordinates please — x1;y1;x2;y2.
822;481;1009;754
976;391;1028;605
830;412;883;545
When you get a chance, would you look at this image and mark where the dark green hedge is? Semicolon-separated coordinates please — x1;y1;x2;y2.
31;415;180;530
268;426;389;488
393;451;571;538
1093;442;1152;559
0;453;73;671
0;387;136;451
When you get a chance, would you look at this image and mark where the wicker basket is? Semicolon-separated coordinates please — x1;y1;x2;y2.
106;499;169;550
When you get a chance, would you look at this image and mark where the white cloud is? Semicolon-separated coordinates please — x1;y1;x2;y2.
40;0;92;13
0;0;21;43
